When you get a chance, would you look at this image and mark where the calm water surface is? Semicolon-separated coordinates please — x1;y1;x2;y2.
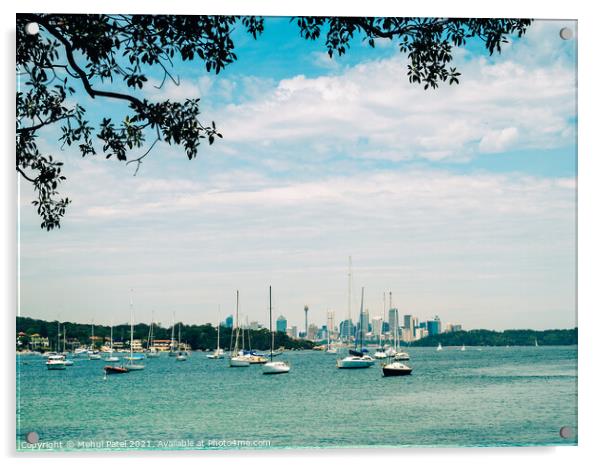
16;346;577;451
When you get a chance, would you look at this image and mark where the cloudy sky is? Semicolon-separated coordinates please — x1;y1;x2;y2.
18;18;577;331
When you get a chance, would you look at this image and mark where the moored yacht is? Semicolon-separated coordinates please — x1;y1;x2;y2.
46;354;67;370
229;290;250;368
263;286;290;375
382;361;412;377
337;287;374;369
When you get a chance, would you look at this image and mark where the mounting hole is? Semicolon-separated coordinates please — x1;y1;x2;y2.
559;27;573;40
25;22;40;35
26;431;39;444
559;426;573;439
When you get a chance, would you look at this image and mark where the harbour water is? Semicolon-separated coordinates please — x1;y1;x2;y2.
16;346;577;451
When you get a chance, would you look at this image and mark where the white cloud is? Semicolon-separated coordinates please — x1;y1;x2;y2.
209;21;575;163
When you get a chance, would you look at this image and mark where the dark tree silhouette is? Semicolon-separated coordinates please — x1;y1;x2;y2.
16;14;531;230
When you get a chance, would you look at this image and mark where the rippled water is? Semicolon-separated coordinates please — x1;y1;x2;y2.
16;346;577;451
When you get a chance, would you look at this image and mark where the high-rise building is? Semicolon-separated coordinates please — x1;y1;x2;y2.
224;315;233;328
290;325;298;338
388;308;399;333
307;324;319;341
372;317;383;338
276;315;287;333
339;319;355;340
426;316;442;336
403;314;415;342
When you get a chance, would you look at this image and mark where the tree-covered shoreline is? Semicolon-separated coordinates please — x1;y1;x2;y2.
407;328;577;347
16;316;314;351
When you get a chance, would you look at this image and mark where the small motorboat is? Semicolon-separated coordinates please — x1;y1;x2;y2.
382;361;413;377
262;360;290;375
46;354;67;370
394;351;410;361
104;365;129;374
175;351;188;361
374;348;387;359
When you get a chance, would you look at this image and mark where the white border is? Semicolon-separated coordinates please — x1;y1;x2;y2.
3;1;601;465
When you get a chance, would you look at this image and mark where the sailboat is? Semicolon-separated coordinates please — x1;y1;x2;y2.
229;290;250;367
374;292;387;359
207;315;225;359
436;342;443;351
337;287;374;369
175;323;188;361
62;325;74;365
168;313;177;357
460;344;466;351
147;312;160;357
263;286;290;374
104;322;120;362
88;321;101;360
326;325;338;354
124;290;144;371
535;338;539;347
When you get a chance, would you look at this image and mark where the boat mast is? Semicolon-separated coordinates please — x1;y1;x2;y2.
359;287;365;350
57;320;60;352
170;312;175;352
269;286;273;362
63;325;66;353
347;256;352;345
233;290;240;356
130;289;134;360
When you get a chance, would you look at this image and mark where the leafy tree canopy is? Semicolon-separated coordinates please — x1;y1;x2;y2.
16;14;531;230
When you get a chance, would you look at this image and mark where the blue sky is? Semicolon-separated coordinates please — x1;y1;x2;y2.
19;18;577;331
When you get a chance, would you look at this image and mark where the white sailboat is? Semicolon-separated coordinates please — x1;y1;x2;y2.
124;290;144;371
263;286;290;374
460;344;466;351
147;312;160;357
207;313;224;359
88;320;101;359
229;290;250;367
175;323;188;361
337;287;374;369
168;312;177;357
374;292;387;359
62;325;74;365
104;321;119;362
436;342;443;351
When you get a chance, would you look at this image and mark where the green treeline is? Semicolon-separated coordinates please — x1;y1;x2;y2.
16;316;314;351
408;328;577;347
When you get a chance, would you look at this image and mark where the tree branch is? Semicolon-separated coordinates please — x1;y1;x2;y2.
23;14;145;109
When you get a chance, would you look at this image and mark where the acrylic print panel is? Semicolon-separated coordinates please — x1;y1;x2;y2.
16;14;577;451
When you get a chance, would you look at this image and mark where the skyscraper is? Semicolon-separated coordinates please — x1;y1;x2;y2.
276;315;287;333
372;317;383;338
426;316;442;336
403;314;414;342
388;308;399;333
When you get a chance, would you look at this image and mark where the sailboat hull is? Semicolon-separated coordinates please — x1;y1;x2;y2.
336;356;374;369
382;363;413;377
229;357;250;367
262;361;290;374
104;365;129;374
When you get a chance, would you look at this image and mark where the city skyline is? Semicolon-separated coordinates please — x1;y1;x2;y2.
18;19;576;331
